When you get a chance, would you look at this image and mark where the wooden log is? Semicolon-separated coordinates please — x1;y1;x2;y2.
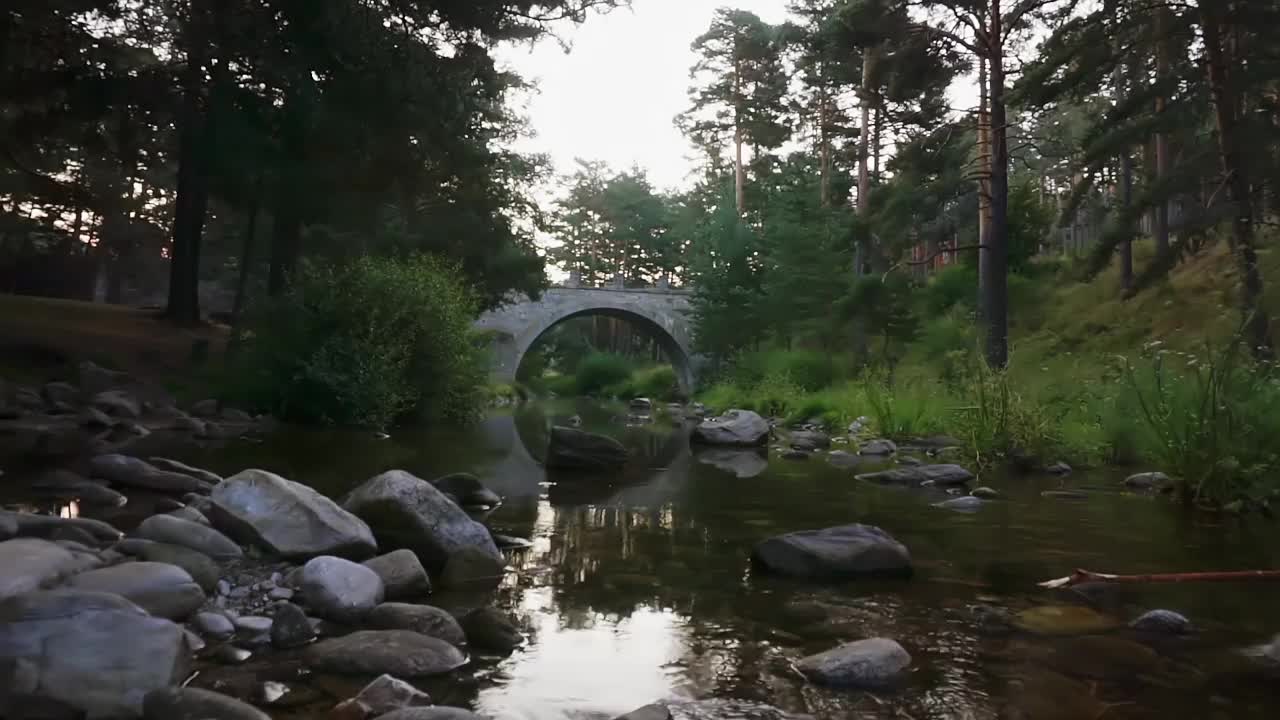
1039;568;1280;589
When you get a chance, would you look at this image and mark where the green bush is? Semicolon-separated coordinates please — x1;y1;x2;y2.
729;349;837;392
573;352;636;397
922;265;979;316
229;254;483;428
607;364;681;401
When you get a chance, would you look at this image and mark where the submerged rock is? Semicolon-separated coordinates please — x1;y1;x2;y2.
1012;605;1119;636
545;426;629;469
855;463;974;487
695;448;769;478
859;438;898;456
61;561;205;620
0;590;191;718
781;449;810;461
297;556;385;623
934;496;985;512
691;409;769;447
1130;609;1193;635
333;673;433;719
211;468;377;560
377;709;487;720
795;637;912;688
305;630;467;677
789;430;831;450
752;523;912;580
363;549;432;600
1124;471;1172;491
971;486;1001;499
343;470;503;583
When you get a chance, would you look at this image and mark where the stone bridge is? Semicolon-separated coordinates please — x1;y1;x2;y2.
474;281;697;392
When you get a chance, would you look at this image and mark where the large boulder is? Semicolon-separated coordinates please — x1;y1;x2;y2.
0;590;191;718
116;539;220;592
795;638;911;688
0;510;122;545
0;538;104;600
297;556;385;623
368;603;466;646
752;524;912;580
691;410;769;447
343;470;503;583
89;454;214;494
61;561;205;619
143;687;271;720
432;473;502;509
304;630;467;677
148;457;223;485
545;426;629;470
135;514;243;560
29;469;128;507
855;463;974;487
363;549;432;600
210;469;377;560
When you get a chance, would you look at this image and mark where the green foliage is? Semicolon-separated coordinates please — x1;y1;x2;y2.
609;365;681;402
229;254;482;428
1119;341;1280;505
572;352;636;397
922;265;979;315
728;349;840;392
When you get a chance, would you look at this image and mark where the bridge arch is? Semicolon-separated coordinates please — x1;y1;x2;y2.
474;287;697;394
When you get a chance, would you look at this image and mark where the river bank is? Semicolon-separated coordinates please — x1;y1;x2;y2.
4;398;1280;719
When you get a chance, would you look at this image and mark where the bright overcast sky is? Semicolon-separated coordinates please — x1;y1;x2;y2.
496;1;794;193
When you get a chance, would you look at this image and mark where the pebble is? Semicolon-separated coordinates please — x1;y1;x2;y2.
268;587;295;601
216;579;231;596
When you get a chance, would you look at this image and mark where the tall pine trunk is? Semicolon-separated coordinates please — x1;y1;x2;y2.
1115;56;1134;291
819;83;831;208
165;50;209;326
733;56;746;216
980;1;1010;369
1153;5;1171;256
977;55;992;316
1199;2;1273;359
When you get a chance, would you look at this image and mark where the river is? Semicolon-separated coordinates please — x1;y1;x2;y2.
5;399;1280;719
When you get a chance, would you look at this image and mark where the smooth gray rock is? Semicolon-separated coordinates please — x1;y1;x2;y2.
795;637;912;688
459;606;524;653
934;496;985;512
343;470;503;582
297;556;385;622
167;505;211;526
234;616;273;634
377;709;486;720
0;590;190;718
1124;471;1172;490
135;514;243;560
211;469;377;559
753;524;912;580
432;473;502;509
363;549;432;600
0;538;104;600
91;390;141;418
62;561;205;619
368;603;466;645
270;602;315;648
855;463;975;487
859;438;898;456
117;538;220;591
971;486;1000;499
143;686;270;720
1130;609;1193;635
789;430;831;450
1;510;123;545
338;673;433;717
691;409;769;447
1045;461;1073;475
148;457;223;485
695;448;769;478
545;426;629;469
89;454;213;494
30;469;127;506
194;611;235;638
304;630;467;677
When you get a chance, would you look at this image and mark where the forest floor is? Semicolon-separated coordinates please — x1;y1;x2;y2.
0;294;228;393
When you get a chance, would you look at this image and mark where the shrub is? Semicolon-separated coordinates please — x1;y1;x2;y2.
609;364;681;401
229;254;483;428
729;349;837;392
573;352;635;397
922;265;979;316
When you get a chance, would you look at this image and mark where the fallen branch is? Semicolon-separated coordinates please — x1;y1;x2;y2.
1039;568;1280;589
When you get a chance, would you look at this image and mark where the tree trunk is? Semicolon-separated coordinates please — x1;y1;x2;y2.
1199;2;1274;359
733;56;746;216
1153;5;1171;256
872;105;882;181
1114;57;1134;292
977;54;992;317
228;172;264;355
269;94;307;295
819;84;831;208
981;2;1010;369
165;55;209;326
856;47;877;216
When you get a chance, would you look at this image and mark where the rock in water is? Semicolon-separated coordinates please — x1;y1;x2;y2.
368;603;466;646
210;468;377;560
305;630;467;677
691;409;769;447
377;709;486;720
796;638;911;688
458;606;524;653
270;602;316;649
61;561;205;620
695;448;769;478
134;514;243;560
364;549;433;600
147;457;223;485
934;496;984;512
752;524;912;580
0;538;104;600
1124;472;1172;491
855;464;975;487
143;687;270;720
545;426;629;469
0;590;191;718
343;470;503;583
789;430;831;450
859;438;898;456
89;454;213;494
615;704;674;720
1129;609;1193;635
297;556;384;623
432;473;502;509
335;673;433;718
970;486;1000;499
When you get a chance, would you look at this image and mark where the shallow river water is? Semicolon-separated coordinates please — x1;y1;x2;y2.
6;400;1280;719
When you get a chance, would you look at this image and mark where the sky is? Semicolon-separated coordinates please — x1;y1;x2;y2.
495;1;795;193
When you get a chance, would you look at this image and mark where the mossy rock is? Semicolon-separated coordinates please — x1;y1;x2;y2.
1012;605;1119;636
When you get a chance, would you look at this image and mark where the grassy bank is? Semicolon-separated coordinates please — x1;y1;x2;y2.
698;241;1280;507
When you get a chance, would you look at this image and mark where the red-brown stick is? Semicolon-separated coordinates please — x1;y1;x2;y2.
1039;568;1280;589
